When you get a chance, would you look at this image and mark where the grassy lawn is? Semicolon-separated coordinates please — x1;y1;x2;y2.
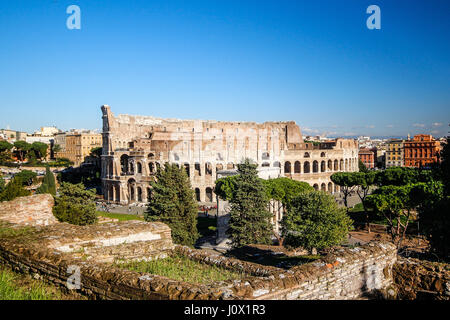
0;267;72;300
96;211;143;222
116;254;246;285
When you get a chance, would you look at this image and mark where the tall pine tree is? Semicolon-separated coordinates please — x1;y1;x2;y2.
144;163;199;246
228;159;273;247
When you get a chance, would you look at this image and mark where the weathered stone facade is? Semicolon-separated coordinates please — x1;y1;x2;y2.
100;105;359;204
0;194;58;226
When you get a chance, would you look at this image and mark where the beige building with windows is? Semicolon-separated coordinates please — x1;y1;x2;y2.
56;131;102;166
385;139;404;168
100;105;359;205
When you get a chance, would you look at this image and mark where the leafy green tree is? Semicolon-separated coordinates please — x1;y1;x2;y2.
52;144;61;153
375;167;431;187
145;163;199;246
352;172;377;232
0;177;31;202
366;184;421;248
52;182;97;225
359;159;369;173
36;166;56;195
330;172;358;213
0;141;13;153
30;142;48;160
227;159;273;247
14;170;37;186
13;141;31;162
282;191;353;251
90;147;102;158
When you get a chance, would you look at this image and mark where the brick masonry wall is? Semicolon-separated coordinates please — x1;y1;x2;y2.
0;194;58;226
393;257;450;300
0;217;398;300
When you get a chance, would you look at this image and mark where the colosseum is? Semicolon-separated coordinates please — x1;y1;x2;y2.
100;105;359;205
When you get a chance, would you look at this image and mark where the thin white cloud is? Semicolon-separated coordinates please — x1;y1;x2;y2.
432;122;443;127
413;123;425;128
386;124;394;128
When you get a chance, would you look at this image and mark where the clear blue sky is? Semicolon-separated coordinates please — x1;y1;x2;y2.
0;0;449;137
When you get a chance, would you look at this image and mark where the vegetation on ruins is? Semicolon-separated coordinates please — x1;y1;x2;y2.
226;159;274;248
144;163;199;246
116;254;245;285
36;166;56;196
52;182;97;225
13;170;37;186
0;267;64;300
0;177;30;202
282;191;353;251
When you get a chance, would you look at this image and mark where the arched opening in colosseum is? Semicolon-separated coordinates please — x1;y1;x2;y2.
284;161;291;174
262;152;270;160
109;161;114;177
345;159;348;171
195;188;200;201
137;162;142;174
206;187;213;202
115;185;120;202
216;163;223;173
184;163;190;177
328;182;333;193
149;162;154;173
334;185;339;193
340;159;344;170
328;160;332;170
120;155;129;174
155;162;161;171
321;161;326;172
313;183;319;191
334;159;338;171
262;162;270;167
304;152;310;158
304;161;310;173
227;163;235;170
313;161;318;173
137;187;142;202
195;163;201;176
109;185;114;201
129;162;135;174
321;152;326;157
148;153;155;159
205;162;212;175
128;178;136;203
294;161;301;173
321;183;326;191
273;161;281;168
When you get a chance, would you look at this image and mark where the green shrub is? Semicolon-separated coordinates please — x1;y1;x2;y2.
282;191;353;251
53;182;97;225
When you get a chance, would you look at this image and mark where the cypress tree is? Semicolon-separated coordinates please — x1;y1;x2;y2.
36;166;56;196
144;163;199;246
228;159;273;247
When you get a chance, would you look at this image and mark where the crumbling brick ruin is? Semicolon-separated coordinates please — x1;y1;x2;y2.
100;105;359;205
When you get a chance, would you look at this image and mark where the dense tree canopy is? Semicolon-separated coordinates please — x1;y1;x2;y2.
14;170;37;186
53;182;97;225
145;163;199;246
226;159;274;247
36;166;56;195
282;191;353;251
0;177;30;202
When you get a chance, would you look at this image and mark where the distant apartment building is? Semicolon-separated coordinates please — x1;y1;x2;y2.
0;129;27;143
385;139;404;168
404;134;441;168
56;131;102;166
33;126;60;137
358;148;375;169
